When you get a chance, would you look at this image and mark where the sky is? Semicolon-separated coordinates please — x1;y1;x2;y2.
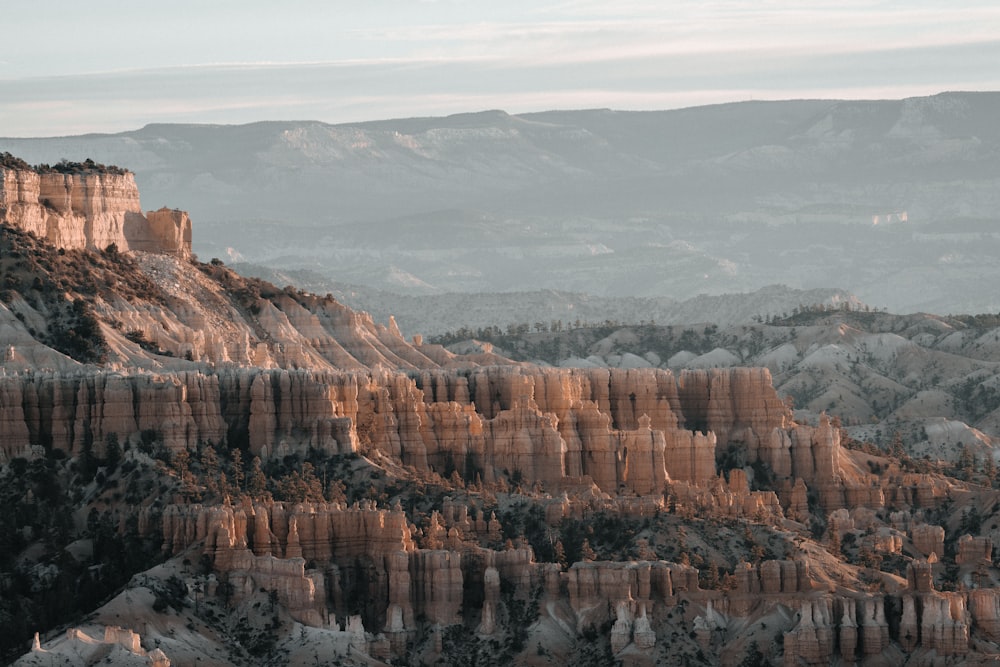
2;0;999;137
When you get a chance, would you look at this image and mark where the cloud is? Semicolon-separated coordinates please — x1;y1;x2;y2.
3;51;998;138
1;1;999;136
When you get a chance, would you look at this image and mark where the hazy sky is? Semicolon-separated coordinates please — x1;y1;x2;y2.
2;0;998;136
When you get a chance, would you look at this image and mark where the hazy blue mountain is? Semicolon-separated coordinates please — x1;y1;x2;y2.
4;92;999;319
231;262;862;338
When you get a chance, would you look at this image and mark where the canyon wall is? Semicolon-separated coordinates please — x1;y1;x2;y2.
0;366;793;493
0;364;923;514
780;562;1000;665
0;364;923;519
0;165;190;256
152;497;1000;665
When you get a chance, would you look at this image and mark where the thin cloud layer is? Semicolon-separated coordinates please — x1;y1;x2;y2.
1;1;998;136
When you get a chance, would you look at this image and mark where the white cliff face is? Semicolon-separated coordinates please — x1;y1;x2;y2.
0;166;190;256
1;168;48;239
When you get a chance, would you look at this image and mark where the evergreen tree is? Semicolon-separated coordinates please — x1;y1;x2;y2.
738;640;766;667
200;443;221;498
890;431;906;459
247;456;269;501
300;462;324;501
229;448;245;495
580;539;597;562
553;539;567;569
171;447;197;497
704;562;721;590
104;434;121;473
326;478;347;504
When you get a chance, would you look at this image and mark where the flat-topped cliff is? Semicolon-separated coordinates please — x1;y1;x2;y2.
0;154;190;256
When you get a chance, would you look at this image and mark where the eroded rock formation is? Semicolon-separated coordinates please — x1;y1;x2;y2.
1;164;191;256
0;366;806;498
17;626;170;667
8;354;992;666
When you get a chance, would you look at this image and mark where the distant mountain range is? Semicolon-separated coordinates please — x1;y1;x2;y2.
231;263;863;338
4;91;1000;322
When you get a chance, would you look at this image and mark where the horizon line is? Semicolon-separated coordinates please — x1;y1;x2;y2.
2;89;998;140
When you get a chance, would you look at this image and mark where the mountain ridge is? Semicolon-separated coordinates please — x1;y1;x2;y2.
232;260;863;338
6;91;999;316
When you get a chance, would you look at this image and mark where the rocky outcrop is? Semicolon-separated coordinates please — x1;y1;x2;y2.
1;164;191;257
911;523;946;558
968;588;1000;642
162;501;417;562
906;557;936;593
783;598;835;666
919;593;969;656
16;626;170;667
563;560;687;635
0;365;800;497
223;550;326;626
0;371;228;458
786;477;810;522
783;596;889;666
780;579;988;664
956;535;993;565
144;487;994;666
678;367;788;450
131;208;191;256
747;560;811;595
159;500;471;635
610;600;656;654
669;473;784;523
476;566;501;635
860;527;903;555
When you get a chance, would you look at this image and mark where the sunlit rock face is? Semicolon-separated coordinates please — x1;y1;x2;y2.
0;366;795;493
1;164;190;256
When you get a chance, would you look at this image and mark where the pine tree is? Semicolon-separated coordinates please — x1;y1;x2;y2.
172;447;196;497
984;455;997;485
580;539;597;562
553;539;567;569
300;462;324;502
229;448;245;495
738;640;766;667
958;445;976;480
889;431;905;459
200;443;221;498
247;456;269;501
326;478;347;504
705;562;721;590
104;434;121;473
